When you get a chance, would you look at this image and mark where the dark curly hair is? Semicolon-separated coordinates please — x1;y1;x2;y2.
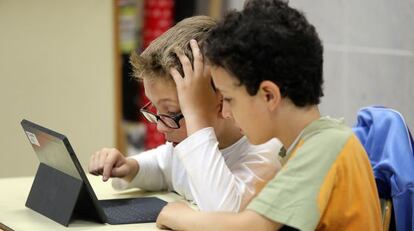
205;0;324;107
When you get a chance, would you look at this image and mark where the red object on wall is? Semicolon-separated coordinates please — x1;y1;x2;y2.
140;0;174;149
143;0;175;48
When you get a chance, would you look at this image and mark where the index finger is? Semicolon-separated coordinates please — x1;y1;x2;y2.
170;67;183;86
176;51;193;78
190;39;203;76
102;154;118;181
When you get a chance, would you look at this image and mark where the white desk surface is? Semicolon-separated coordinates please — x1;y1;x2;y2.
0;175;187;230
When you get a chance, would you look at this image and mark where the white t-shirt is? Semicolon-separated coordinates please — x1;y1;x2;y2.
112;127;282;212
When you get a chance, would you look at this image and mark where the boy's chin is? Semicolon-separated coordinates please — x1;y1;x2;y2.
170;141;180;147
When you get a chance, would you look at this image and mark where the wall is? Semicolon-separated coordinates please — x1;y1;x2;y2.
227;0;414;129
0;0;115;177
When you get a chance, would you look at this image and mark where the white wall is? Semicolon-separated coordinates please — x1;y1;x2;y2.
227;0;414;129
0;0;115;177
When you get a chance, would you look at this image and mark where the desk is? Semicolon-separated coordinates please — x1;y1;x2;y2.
0;175;186;230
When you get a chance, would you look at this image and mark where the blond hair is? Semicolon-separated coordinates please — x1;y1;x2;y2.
130;15;217;81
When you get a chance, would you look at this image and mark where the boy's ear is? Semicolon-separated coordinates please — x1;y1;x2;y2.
258;81;282;111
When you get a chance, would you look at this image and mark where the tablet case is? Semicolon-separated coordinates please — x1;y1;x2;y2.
26;163;100;226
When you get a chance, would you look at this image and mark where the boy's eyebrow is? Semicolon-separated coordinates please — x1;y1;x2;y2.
156;98;174;104
215;86;227;93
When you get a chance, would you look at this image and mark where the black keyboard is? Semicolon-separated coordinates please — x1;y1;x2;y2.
99;197;167;224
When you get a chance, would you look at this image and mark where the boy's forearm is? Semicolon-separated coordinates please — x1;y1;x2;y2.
123;158;139;182
184;115;216;136
181;210;282;231
175;127;242;211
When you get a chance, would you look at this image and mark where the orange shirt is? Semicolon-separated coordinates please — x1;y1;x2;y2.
247;117;382;230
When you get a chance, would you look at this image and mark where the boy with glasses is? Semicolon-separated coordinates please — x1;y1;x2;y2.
140;101;184;129
88;15;282;212
155;0;382;230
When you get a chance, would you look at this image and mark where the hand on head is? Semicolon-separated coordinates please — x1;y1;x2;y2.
170;39;221;135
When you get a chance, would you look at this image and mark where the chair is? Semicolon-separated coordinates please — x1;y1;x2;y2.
352;106;414;231
381;199;393;231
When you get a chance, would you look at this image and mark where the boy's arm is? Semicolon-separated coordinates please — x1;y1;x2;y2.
174;128;242;211
156;202;282;231
170;39;221;135
171;40;281;211
175;129;280;211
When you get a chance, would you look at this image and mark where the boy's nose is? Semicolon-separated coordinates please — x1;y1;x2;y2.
221;103;233;119
156;120;173;134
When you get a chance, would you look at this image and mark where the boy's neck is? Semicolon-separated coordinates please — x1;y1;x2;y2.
276;104;321;150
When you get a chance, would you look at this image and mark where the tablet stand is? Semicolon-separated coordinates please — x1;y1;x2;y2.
25;163;83;226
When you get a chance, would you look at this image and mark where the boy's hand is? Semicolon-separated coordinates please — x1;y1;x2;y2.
170;39;221;135
88;148;138;182
156;202;196;230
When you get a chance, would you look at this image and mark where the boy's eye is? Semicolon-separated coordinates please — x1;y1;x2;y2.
167;111;181;116
223;97;233;103
156;107;180;116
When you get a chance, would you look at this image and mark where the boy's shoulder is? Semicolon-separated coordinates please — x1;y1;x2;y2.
297;117;355;154
302;117;352;142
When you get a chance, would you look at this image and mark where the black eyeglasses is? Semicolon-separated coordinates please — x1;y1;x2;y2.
139;101;184;129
